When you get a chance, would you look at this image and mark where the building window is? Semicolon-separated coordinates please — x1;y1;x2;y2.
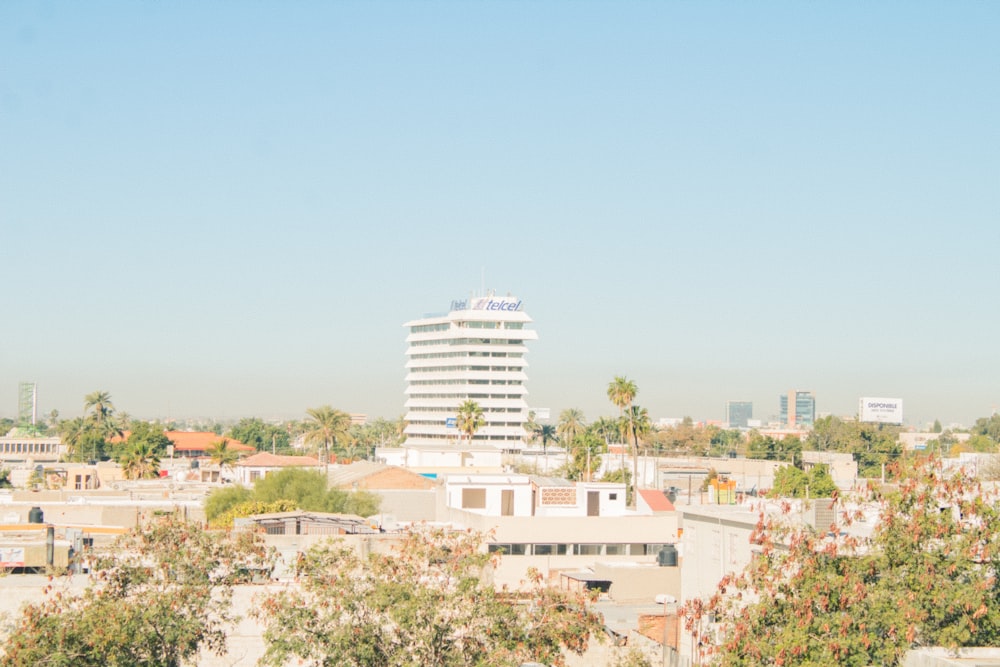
609;493;618;500
462;488;486;509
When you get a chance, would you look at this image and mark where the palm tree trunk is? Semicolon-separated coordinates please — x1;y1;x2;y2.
631;428;639;509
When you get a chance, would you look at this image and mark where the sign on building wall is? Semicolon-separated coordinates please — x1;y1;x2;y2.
859;397;904;424
0;547;25;567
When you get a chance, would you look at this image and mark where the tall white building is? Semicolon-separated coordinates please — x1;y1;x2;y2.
403;293;537;450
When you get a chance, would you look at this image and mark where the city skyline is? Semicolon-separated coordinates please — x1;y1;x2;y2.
2;3;997;428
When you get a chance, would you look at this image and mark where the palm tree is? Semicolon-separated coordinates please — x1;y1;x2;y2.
626;405;653;487
84;390;120;438
607;376;639;508
557;408;587;445
555;408;585;476
207;438;240;476
455;400;485;445
538;423;557;457
304;406;353;463
120;440;161;480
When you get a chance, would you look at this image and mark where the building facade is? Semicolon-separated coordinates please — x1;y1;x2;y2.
725;401;753;429
779;390;816;427
403;293;537;450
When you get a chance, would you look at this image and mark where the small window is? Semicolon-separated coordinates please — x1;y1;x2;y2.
609;493;618;500
462;488;486;509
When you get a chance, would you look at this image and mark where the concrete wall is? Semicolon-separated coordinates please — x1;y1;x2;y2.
372;489;437;523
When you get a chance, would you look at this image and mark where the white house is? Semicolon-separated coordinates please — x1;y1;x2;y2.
443;474;628;518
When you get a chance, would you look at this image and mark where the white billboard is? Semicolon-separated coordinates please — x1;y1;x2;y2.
859;397;903;424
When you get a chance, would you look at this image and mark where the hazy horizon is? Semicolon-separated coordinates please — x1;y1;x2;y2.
2;3;997;430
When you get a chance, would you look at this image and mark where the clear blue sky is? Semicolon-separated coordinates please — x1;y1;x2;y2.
1;2;997;428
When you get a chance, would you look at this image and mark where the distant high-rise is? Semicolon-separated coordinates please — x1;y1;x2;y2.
780;391;816;427
726;401;753;429
403;293;537;450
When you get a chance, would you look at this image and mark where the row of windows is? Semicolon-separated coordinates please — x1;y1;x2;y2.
409;420;527;428
408;393;525;400
0;442;59;454
411;323;450;333
410;351;523;360
409;338;526;347
407;433;524;441
487;543;671;556
408;380;524;387
407;407;525;414
410;365;522;373
453;321;525;330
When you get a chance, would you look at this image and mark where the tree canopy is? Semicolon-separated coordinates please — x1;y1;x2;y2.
255;527;602;667
690;457;1000;666
0;517;272;667
204;468;381;527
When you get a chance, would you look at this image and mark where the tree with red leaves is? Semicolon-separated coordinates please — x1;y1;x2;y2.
688;456;1000;666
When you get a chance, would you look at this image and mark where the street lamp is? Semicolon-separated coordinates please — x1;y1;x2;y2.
655;594;678;667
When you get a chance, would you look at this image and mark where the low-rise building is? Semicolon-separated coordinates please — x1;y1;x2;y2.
234;452;322;486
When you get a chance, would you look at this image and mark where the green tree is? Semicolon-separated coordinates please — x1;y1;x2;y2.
351;417;405;459
59;417;107;462
119;439;162;480
84;390;121;442
255;528;601;667
972;413;1000;443
250;468;381;517
557;408;587;446
205;485;254;523
304;406;353;463
229;417;291;453
566;432;604;482
651;417;712;456
207;438;241;476
806;416;902;477
769;464;837;499
608;376;639;508
115;421;171;461
691;457;1000;666
209;499;299;529
0;516;273;667
707;427;744;457
455;399;485;445
747;432;802;463
537;423;558;456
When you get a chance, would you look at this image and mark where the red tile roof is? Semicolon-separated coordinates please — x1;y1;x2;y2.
638;489;676;513
164;431;255;453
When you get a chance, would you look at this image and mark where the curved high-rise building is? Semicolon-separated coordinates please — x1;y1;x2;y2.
403;293;537;450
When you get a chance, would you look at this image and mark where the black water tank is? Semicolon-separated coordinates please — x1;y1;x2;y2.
657;544;678;567
28;506;44;524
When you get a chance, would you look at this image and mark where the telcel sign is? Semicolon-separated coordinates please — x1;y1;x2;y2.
859;397;903;425
450;297;523;312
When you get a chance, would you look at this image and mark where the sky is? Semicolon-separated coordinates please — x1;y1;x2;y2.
1;2;998;429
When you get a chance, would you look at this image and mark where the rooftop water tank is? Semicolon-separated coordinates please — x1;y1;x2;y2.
657;544;678;567
28;506;44;524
